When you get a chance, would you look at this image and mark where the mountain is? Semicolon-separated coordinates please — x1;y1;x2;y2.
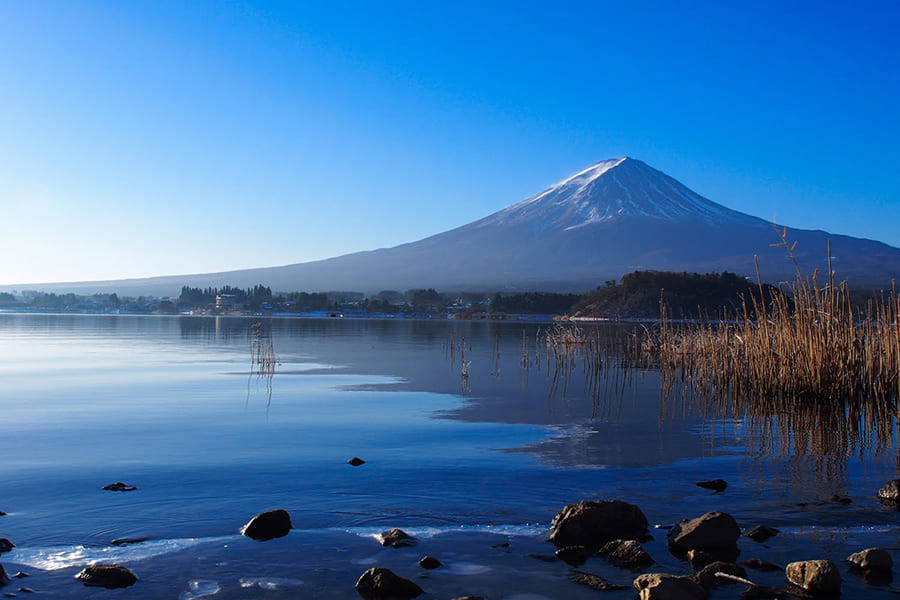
8;158;900;295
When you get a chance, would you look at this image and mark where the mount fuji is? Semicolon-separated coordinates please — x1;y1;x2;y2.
14;158;900;294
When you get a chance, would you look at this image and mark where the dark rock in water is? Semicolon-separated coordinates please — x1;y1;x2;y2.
111;537;149;546
550;499;649;549
418;556;442;570
878;479;900;502
377;528;416;548
102;482;136;492
2;593;13;598
491;541;510;548
633;573;708;600
74;564;138;588
240;509;292;541
847;547;893;572
742;585;788;599
355;567;423;600
695;561;747;589
786;560;841;596
0;511;5;516
572;570;628;591
688;549;715;570
348;457;366;466
16;588;33;594
0;540;13;554
829;494;852;505
743;525;779;543
599;539;654;569
12;572;27;579
555;545;589;566
0;563;9;586
741;558;782;572
696;479;728;492
528;553;559;563
667;511;740;554
451;597;485;600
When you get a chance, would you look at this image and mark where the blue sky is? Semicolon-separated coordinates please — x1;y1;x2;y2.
1;0;898;286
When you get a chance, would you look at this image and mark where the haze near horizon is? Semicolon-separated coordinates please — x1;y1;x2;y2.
1;1;898;286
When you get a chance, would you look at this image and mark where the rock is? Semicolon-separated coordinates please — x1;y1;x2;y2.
377;528;416;548
111;537;149;546
572;570;628;590
785;560;841;596
550;499;649;549
348;457;366;466
696;479;728;492
74;564;138;588
355;567;423;600
418;556;442;569
667;511;740;553
527;553;559;563
695;561;747;589
555;545;589;566
12;573;26;579
878;479;900;503
15;589;32;594
829;494;852;505
633;573;708;600
0;563;8;586
102;482;136;492
491;541;510;548
0;540;13;554
742;585;788;599
741;558;782;572
743;525;779;543
847;548;893;572
688;549;715;570
239;509;292;541
0;512;5;516
598;539;653;569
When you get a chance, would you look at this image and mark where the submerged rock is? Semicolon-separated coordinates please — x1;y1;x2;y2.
74;564;138;588
0;563;9;586
0;540;13;555
667;511;740;554
696;479;728;492
847;548;893;572
111;537;149;546
550;499;649;549
598;539;654;569
102;482;136;492
633;573;707;600
743;525;779;543
348;457;366;466
694;561;747;589
418;556;442;570
572;570;628;591
742;558;783;572
785;560;841;596
355;567;423;600
555;545;589;566
377;528;416;548
239;509;292;541
0;511;5;516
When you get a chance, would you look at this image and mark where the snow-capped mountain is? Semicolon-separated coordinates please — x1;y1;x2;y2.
9;158;900;295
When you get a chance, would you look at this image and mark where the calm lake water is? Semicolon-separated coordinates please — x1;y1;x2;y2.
0;313;898;598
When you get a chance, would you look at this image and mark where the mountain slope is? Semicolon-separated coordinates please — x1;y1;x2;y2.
7;158;900;295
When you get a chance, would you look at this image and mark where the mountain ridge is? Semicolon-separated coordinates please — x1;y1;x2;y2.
3;158;899;295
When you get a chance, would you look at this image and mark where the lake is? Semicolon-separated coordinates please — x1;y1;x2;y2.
0;313;898;598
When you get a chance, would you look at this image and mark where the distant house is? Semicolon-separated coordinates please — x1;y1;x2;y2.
216;294;238;310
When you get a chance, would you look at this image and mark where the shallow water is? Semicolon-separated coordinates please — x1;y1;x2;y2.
0;313;899;598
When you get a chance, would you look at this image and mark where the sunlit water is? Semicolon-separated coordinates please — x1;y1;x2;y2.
0;313;898;598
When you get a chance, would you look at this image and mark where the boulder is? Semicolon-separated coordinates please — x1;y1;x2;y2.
550;500;649;549
377;529;416;548
694;561;747;589
348;457;366;466
418;556;442;570
633;573;707;600
696;479;727;492
785;560;841;596
667;511;740;553
598;539;653;569
0;540;13;554
743;525;779;543
687;549;715;570
847;548;893;572
572;570;628;590
555;545;589;566
0;563;9;586
741;558;782;572
74;564;138;588
877;479;900;503
355;567;423;600
239;509;292;541
102;482;136;492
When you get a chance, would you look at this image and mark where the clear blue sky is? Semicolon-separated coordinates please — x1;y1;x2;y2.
1;0;898;285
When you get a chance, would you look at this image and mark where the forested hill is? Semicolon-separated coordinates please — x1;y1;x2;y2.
572;271;782;319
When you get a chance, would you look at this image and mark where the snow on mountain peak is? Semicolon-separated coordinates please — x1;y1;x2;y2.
476;157;757;231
